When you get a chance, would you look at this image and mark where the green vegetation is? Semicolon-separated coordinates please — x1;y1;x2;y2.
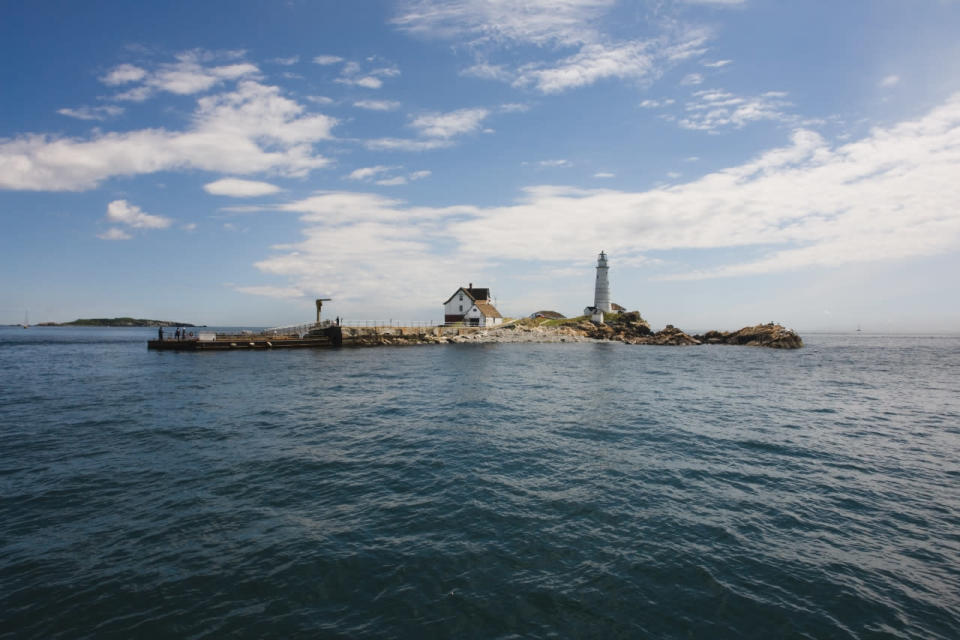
518;311;645;328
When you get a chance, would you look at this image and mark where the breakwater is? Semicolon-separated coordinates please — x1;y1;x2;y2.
148;320;803;351
344;319;803;349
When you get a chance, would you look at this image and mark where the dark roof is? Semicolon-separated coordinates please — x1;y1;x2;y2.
611;303;626;311
472;301;502;318
466;287;490;301
443;286;491;305
530;310;566;319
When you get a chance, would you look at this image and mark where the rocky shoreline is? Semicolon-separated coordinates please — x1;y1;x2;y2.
346;312;803;349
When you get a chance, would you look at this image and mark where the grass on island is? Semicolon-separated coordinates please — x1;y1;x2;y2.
513;311;648;328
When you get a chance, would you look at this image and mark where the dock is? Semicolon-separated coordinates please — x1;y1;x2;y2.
148;325;343;351
146;299;488;351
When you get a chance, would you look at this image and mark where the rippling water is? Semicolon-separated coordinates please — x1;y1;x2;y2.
1;327;959;638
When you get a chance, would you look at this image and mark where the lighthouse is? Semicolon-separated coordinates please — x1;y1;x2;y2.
593;251;611;312
584;251;613;318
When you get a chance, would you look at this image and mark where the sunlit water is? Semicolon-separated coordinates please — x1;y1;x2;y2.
1;327;959;638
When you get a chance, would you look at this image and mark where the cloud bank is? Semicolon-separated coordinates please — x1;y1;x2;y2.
0;79;336;191
243;93;960;308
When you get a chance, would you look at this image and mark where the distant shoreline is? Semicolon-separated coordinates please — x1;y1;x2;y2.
33;318;196;328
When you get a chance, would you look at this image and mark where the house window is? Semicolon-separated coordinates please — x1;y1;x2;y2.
459;304;463;312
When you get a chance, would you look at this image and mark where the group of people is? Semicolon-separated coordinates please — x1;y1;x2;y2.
157;326;191;342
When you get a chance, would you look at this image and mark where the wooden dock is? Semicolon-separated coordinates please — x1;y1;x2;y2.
147;326;343;351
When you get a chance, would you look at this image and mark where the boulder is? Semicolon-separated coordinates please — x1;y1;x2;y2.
693;323;803;349
650;325;701;346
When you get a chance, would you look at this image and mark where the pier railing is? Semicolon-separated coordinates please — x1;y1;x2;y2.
264;321;334;337
264;319;489;333
341;320;439;329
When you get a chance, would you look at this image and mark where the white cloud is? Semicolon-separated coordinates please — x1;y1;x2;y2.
57;106;124;121
702;59;732;68
680;73;704;86
313;55;344;65
370;66;401;78
244;93;960;307
334;60;400;90
271;56;300;66
409;169;432;180
337;76;383;89
880;74;901;88
677;88;793;132
106;200;172;229
204;178;281;197
101;64;147;85
306;95;335;105
397;1;711;95
376;176;408;186
461;63;514;82
364;137;453;151
346;165;393;180
182;222;197;232
639;98;675;108
354;99;402;111
410;107;489;138
153;61;257;95
0;81;336;191
594;172;615;178
113;86;153;102
539;159;572;167
97;227;132;240
392;0;614;47
103;52;261;101
514;41;656;93
276;191;475;223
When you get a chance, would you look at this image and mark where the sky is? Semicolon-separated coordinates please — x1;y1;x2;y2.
2;0;960;331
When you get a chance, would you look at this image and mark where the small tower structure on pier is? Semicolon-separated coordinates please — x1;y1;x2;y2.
315;298;332;324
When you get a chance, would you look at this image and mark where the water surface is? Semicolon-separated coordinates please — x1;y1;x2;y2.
1;328;959;638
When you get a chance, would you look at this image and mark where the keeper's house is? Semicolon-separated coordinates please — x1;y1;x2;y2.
443;284;504;327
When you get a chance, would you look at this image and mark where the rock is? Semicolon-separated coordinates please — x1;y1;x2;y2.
693;323;803;349
649;325;701;346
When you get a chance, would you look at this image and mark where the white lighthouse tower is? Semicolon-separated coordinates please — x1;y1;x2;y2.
593;251;611;312
584;251;613;318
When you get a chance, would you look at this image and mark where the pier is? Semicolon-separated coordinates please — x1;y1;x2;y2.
147;322;483;351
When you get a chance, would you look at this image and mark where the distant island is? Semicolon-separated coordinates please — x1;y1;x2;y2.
37;317;195;327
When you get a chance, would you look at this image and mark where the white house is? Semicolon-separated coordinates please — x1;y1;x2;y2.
464;301;503;327
443;284;503;325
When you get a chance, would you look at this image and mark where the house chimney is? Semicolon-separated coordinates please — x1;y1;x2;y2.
469;282;473;289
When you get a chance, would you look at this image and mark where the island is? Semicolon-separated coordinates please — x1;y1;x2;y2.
341;312;804;349
37;317;195;327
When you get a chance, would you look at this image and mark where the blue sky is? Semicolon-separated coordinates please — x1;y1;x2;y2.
2;0;960;331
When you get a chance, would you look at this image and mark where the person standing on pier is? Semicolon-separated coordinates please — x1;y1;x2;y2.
158;327;164;342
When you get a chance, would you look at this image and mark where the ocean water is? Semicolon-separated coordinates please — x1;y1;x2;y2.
1;327;959;639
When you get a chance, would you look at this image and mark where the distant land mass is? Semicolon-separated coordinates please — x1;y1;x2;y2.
37;318;196;327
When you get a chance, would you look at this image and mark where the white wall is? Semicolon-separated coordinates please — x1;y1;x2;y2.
444;288;470;319
464;304;503;327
